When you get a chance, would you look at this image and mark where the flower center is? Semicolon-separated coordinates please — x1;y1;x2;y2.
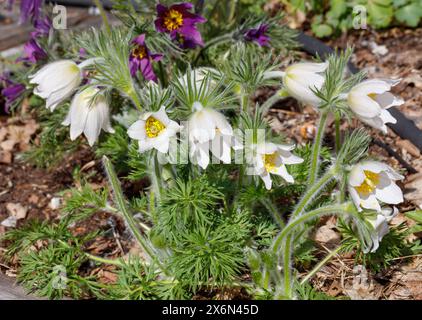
263;152;278;173
133;45;147;60
354;170;380;196
367;93;378;101
145;116;165;138
163;9;183;31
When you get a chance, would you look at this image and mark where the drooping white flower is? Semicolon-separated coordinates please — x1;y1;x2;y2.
364;206;398;253
348;160;404;212
188;102;234;169
29;60;82;111
127;106;181;153
250;142;303;190
62;87;114;146
282;61;328;106
347;79;403;133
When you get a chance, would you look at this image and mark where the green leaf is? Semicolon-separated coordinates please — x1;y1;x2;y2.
367;0;394;28
311;23;333;37
405;210;422;224
395;3;422;27
328;0;348;18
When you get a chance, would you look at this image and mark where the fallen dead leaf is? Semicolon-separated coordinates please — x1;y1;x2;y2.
396;139;421;158
404;173;422;208
0;139;16;151
28;194;40;204
0;150;12;164
6;203;28;220
314;225;341;249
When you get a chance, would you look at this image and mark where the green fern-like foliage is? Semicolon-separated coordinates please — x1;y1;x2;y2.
22;103;80;168
170;223;245;291
155;177;224;240
339;219;422;273
107;257;189;300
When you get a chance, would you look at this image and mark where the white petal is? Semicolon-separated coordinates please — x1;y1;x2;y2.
128;120;147;140
350;79;391;95
349;187;363;211
348;164;365;187
154;105;171;125
380;109;397;124
347;93;382;118
360;193;381;212
278;149;303;165
359;161;389;174
359;115;387;133
286;61;328;73
375;182;403;205
260;172;273;190
83;108;101;146
69;95;89;140
374;92;404;109
273;165;294;183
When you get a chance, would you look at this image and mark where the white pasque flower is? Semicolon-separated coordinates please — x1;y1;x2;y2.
188;102;235;169
364;206;399;253
282;61;328;106
29;60;82;111
250;142;303;190
348;160;404;212
347;79;403;133
127;106;180;153
62;87;114;146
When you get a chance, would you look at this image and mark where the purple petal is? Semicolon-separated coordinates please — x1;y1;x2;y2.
1;83;25;113
171;3;194;12
132;34;146;46
140;58;157;82
32;16;52;38
156;3;168;15
245;24;270;47
20;0;42;24
18;38;47;63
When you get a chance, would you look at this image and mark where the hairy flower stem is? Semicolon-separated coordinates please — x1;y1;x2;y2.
102;156;167;273
126;86;142;111
274;202;356;298
261;91;285;115
93;0;111;35
334;112;341;154
309;110;329;185
272;166;339;298
300;245;343;285
241;89;250;114
150;152;162;202
85;253;124;267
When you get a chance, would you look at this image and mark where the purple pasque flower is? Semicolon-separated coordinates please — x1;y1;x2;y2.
129;34;163;82
20;0;43;24
245;24;270;47
18;38;48;63
31;16;52;38
154;2;206;49
1;76;25;113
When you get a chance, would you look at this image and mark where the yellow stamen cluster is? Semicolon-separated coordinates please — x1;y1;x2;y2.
367;93;378;100
263;152;278;173
145;116;165;138
133;46;147;60
354;170;380;196
163;9;183;31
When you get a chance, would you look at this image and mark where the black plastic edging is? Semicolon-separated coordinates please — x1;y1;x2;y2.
297;32;422;153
